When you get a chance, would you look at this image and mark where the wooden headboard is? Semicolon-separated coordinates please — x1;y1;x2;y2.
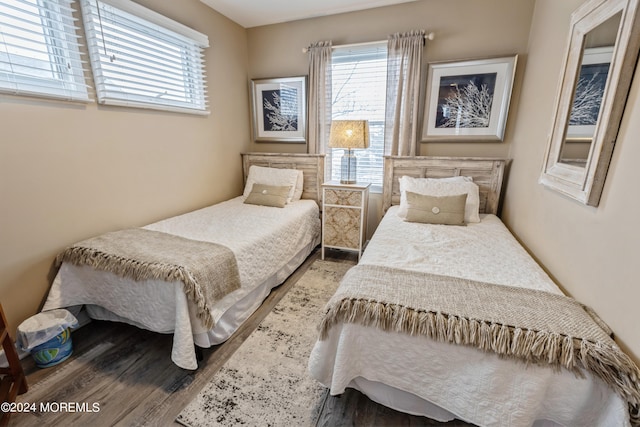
383;156;508;215
241;153;325;206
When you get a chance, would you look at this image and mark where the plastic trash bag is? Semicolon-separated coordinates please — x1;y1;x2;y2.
16;309;78;351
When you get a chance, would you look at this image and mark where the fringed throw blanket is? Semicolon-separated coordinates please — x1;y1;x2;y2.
56;228;241;330
319;264;640;425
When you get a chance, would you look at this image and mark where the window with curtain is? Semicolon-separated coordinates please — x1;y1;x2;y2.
0;0;90;101
80;0;209;114
330;43;387;191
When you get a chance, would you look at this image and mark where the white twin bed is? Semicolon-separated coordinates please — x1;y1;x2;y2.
44;153;324;370
309;156;638;427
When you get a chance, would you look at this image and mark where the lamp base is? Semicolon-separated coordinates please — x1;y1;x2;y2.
340;150;357;184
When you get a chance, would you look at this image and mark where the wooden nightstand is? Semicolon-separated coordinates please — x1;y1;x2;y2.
322;181;370;260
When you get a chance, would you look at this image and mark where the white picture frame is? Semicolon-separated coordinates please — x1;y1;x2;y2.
421;55;517;141
251;76;307;143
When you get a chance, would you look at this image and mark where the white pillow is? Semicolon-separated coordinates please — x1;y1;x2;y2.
426;176;473;183
243;166;302;203
292;170;304;201
397;175;481;223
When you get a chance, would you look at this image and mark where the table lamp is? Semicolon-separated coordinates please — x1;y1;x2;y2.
328;120;370;184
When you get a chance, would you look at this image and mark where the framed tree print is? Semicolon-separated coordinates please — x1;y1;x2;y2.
421;56;517;141
251;76;307;143
566;46;613;140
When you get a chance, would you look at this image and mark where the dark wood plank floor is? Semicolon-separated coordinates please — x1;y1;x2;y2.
11;249;473;427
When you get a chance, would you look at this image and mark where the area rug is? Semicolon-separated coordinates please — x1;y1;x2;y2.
176;259;354;427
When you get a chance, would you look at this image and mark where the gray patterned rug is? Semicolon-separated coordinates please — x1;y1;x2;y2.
176;259;354;427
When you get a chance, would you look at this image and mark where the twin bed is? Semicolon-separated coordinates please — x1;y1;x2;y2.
309;156;640;427
44;153;323;370
43;153;639;426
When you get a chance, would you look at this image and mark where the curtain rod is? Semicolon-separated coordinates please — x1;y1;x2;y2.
302;32;434;53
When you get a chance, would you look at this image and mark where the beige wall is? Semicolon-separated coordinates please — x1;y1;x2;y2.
246;0;535;158
0;0;250;333
502;0;640;363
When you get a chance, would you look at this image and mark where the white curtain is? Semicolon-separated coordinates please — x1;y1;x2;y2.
384;30;425;156
307;41;333;156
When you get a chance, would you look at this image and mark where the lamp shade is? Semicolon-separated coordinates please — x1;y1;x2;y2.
328;120;370;149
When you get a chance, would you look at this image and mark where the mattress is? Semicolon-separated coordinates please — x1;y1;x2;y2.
308;206;629;426
45;196;320;369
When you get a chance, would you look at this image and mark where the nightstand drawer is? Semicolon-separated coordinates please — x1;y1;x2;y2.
324;188;362;206
323;206;361;249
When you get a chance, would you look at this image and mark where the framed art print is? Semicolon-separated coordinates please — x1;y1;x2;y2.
566;46;613;140
421;56;517;141
251;76;307;143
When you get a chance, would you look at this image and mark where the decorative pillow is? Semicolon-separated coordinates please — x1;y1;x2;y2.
404;192;467;225
243;166;301;203
243;184;291;208
397;175;481;223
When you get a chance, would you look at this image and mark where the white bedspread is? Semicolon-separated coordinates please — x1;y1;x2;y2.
45;197;320;369
309;206;629;426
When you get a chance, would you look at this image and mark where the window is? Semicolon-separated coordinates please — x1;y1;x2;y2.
81;0;208;114
330;43;387;191
0;0;90;101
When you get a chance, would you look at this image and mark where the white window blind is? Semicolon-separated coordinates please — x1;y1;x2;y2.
81;0;209;114
0;0;90;101
330;43;387;191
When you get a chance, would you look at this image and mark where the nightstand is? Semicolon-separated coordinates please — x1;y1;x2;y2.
322;181;370;260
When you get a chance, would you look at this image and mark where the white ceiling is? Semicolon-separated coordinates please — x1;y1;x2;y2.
200;0;419;28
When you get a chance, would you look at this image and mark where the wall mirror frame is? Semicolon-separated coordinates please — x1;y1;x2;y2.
540;0;640;206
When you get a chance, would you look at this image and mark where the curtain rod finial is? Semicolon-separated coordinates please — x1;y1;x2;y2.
426;32;435;41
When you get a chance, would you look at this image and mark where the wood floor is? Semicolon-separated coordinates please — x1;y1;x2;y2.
11;249;473;427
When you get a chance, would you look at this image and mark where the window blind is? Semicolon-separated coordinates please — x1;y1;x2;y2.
0;0;90;101
331;43;387;191
81;0;209;114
